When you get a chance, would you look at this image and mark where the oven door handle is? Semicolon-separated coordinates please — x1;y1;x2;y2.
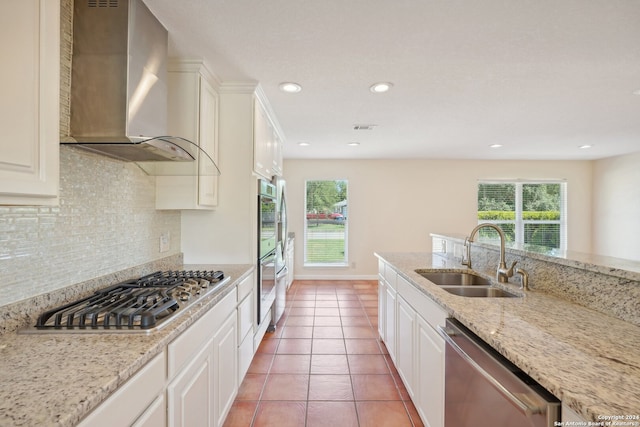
437;325;546;418
276;266;289;279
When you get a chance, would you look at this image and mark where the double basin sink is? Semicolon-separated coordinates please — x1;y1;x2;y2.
415;271;521;298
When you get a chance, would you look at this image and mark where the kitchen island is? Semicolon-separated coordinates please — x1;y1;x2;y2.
376;251;640;423
0;263;253;427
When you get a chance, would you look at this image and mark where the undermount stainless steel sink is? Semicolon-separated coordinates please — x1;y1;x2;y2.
415;270;522;298
440;286;520;298
416;271;493;286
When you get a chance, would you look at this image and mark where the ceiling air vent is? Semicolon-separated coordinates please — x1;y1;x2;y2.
88;0;119;7
353;124;377;130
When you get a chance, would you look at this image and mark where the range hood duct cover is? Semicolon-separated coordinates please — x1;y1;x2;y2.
63;0;219;176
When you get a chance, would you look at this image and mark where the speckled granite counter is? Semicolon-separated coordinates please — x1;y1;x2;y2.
0;264;253;427
375;252;640;422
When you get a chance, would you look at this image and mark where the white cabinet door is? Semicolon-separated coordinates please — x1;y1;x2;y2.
213;313;238;427
197;77;219;207
158;60;219;210
237;292;254;382
271;131;283;176
167;289;238;427
253;97;284;179
416;315;445;427
396;295;416;399
253;99;272;179
384;286;397;362
167;337;215;427
0;0;59;205
378;278;386;341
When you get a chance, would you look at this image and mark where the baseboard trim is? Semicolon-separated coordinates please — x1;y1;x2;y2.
292;274;378;281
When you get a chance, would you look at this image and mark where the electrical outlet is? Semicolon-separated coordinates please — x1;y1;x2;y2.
159;231;170;253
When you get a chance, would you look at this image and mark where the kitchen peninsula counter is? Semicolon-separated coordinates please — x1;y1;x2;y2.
0;264;253;427
376;252;640;423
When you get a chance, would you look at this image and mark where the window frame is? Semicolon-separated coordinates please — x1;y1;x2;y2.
303;179;349;267
477;180;567;250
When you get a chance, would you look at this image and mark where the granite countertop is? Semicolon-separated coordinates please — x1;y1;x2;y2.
0;264;253;427
376;252;640;422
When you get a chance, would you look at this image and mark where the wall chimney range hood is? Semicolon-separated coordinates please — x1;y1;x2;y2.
62;0;219;177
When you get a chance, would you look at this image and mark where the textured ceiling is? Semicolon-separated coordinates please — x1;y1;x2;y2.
145;0;640;160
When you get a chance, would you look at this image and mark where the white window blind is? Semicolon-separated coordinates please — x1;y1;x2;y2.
477;180;567;250
304;180;348;266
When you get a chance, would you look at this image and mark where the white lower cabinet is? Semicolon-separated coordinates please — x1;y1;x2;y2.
377;259;447;427
237;272;255;383
168;335;215;427
237;292;254;382
416;314;445;427
77;352;166;427
212;313;238;427
168;289;238;427
384;285;397;362
78;273;254;427
377;273;386;340
396;295;416;398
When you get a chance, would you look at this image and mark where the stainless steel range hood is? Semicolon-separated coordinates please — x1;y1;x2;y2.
62;0;219;177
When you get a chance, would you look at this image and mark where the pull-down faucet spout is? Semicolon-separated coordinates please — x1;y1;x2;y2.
461;223;516;283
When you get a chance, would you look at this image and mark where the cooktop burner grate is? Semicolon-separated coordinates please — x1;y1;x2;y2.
29;270;226;333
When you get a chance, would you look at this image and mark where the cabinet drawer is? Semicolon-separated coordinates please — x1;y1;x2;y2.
78;352;166;427
168;288;237;378
237;272;254;302
397;274;448;328
237;292;253;342
383;264;397;290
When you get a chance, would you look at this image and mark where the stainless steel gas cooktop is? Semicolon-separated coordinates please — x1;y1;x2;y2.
20;270;229;334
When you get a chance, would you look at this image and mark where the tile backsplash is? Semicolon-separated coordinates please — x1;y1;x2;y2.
0;146;181;307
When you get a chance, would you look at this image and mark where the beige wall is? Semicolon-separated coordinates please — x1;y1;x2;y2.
592;151;640;260
284;159;593;279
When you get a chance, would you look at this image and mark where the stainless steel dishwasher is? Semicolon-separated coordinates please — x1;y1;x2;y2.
439;319;560;427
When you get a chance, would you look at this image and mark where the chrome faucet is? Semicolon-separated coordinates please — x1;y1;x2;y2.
461;223;517;283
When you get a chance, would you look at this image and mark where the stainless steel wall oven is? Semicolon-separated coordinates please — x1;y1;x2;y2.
257;180;277;326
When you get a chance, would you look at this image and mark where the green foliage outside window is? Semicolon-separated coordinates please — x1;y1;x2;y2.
305;180;348;265
477;182;564;249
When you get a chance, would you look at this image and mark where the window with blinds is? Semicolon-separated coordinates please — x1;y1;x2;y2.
477;181;567;250
304;180;348;266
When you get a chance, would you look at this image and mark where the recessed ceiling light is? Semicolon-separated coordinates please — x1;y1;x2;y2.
579;144;593;149
347;142;360;146
632;89;640;95
369;82;393;93
489;144;503;148
279;82;302;93
298;141;310;146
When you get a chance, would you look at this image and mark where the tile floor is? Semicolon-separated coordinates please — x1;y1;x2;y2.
223;280;424;427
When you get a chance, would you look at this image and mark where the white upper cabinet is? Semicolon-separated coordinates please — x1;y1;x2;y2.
156;60;220;210
253;96;283;180
0;0;60;205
